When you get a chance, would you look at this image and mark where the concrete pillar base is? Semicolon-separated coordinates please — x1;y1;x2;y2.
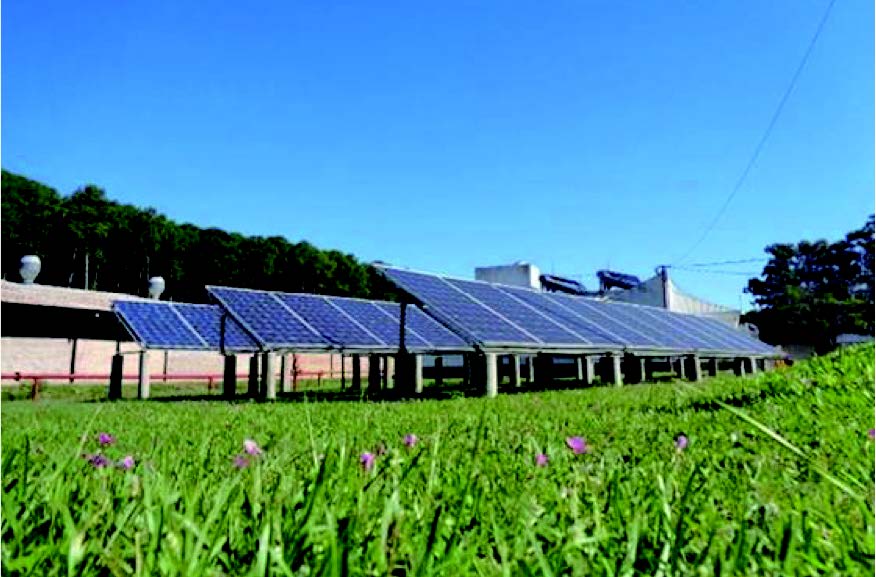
510;355;521;388
279;355;288;393
262;352;277;400
138;350;151;399
414;354;424;394
485;352;498;397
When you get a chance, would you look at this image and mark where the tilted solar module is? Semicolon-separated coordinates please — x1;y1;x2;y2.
206;285;471;353
443;277;588;345
494;285;622;347
275;294;385;348
114;301;259;351
374;302;471;350
376;265;778;356
379;268;537;345
208;287;330;350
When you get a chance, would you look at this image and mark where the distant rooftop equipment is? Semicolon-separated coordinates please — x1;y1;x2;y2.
604;267;741;326
539;274;588;296
597;270;640;291
148;277;166;299
19;255;41;285
474;262;540;289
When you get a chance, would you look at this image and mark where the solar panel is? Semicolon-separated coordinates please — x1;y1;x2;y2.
329;298;429;349
375;302;471;350
380;268;539;345
208;287;330;349
174;303;259;351
544;294;661;349
276;294;385;348
207;285;472;353
444;278;586;345
114;301;258;351
377;265;777;357
495;286;623;347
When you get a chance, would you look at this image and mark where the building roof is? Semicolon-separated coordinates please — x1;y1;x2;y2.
0;280;149;311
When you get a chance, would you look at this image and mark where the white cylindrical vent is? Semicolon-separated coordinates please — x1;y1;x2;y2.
148;276;166;299
19;255;41;284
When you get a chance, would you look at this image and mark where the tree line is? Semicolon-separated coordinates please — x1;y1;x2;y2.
1;170;398;303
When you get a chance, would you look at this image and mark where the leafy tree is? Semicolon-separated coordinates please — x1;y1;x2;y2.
744;216;874;353
1;170;393;302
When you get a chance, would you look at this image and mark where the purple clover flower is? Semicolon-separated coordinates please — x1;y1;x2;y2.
404;434;418;449
535;453;549;467
98;433;115;446
233;454;250;469
119;455;135;470
566;436;589;455
88;454;110;468
675;435;689;451
360;452;375;471
868;428;875;440
243;439;262;456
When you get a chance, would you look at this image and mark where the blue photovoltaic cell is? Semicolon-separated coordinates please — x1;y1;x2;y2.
331;298;429;349
277;294;384;347
375;302;470;349
596;301;698;350
496;286;622;347
444;278;583;344
689;314;775;354
381;268;538;344
173;304;259;351
619;304;718;350
545;294;660;348
115;301;205;349
208;287;329;348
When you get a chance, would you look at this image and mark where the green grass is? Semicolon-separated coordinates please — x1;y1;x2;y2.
2;346;874;576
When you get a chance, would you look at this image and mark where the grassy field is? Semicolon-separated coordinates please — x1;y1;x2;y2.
2;345;873;576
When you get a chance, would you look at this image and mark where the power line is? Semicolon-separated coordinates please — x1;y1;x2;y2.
673;0;837;265
673;266;761;277
684;257;767;267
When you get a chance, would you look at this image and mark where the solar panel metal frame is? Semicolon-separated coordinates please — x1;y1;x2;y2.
113;301;260;352
206;285;473;354
375;264;781;358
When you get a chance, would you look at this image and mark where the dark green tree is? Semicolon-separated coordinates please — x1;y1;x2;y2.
744;216;874;353
1;169;392;302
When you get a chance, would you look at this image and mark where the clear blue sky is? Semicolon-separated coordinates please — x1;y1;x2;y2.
3;1;872;309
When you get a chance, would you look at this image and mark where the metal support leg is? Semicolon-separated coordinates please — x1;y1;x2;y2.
434;356;444;387
223;355;237;399
109;353;123;400
248;355;260;396
351;354;361;390
510;355;521;387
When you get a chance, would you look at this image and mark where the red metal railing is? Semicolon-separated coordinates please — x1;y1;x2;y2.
2;370;343;390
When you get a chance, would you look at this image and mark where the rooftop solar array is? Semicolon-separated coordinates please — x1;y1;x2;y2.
376;266;777;356
207;286;470;353
114;301;259;351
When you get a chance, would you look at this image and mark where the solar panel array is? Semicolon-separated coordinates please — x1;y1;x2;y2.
114;301;259;351
207;286;470;353
377;266;777;356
